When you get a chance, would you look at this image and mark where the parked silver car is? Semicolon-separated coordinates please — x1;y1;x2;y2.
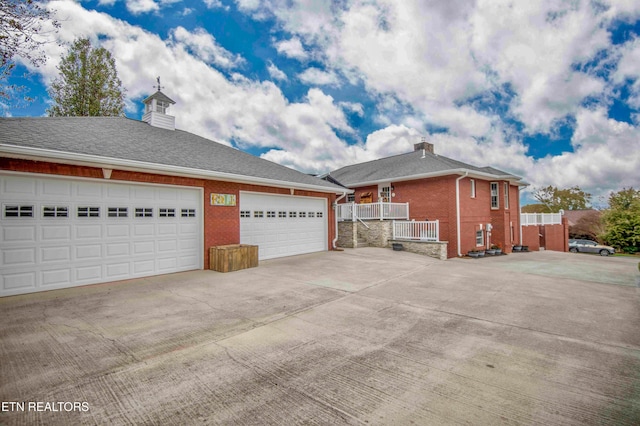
568;239;615;256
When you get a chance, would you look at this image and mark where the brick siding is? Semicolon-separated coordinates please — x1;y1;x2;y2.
344;175;521;258
1;158;337;268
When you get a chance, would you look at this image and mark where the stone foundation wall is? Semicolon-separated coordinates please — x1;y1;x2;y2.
390;240;448;261
337;222;357;248
338;220;448;260
357;221;393;247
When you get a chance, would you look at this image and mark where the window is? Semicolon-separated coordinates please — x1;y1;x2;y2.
289;211;297;218
156;100;170;114
299;211;306;218
308;212;315;218
347;194;355;203
490;182;499;209
254;211;264;218
240;210;250;218
135;208;153;218
181;209;196;217
4;205;33;218
504;183;509;209
78;207;100;218
317;212;323;218
267;211;276;218
278;211;286;218
43;206;68;218
379;186;391;202
476;229;484;246
470;179;476;198
108;207;128;218
159;208;176;217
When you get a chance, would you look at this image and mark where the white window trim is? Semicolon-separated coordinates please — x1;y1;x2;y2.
476;229;484;247
504;183;509;209
378;183;392;202
490;182;499;210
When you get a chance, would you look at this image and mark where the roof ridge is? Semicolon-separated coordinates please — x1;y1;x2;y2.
333;150;421;173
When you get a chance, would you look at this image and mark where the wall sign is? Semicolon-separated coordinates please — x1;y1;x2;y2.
211;193;237;206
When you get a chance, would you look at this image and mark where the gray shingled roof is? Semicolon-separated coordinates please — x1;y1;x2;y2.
143;90;175;105
330;149;522;186
0;116;344;192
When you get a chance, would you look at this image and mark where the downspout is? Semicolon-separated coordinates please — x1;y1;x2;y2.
455;172;468;257
519;186;525;245
332;192;348;249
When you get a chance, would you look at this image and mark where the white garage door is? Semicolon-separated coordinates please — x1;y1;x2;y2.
240;192;327;260
0;174;203;297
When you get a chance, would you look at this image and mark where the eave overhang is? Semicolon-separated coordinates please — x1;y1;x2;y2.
0;144;349;195
339;168;529;188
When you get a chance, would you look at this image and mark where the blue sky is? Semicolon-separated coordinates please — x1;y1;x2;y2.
4;0;640;206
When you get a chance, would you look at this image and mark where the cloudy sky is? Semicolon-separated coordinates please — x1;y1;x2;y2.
5;0;640;206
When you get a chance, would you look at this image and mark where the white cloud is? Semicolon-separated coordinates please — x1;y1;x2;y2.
526;107;640;199
168;27;244;69
267;62;288;81
613;36;640;109
126;0;160;14
21;0;640;200
230;0;640;198
273;37;308;60
203;0;229;10
339;101;364;116
297;67;341;87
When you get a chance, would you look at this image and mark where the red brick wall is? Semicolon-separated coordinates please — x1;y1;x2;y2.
522;225;540;250
1;158;337;268
346;176;522;258
540;219;569;252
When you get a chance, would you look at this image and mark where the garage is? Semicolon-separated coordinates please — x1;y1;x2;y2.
239;192;328;260
0;173;203;297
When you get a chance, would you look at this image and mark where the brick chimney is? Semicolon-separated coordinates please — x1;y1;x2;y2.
414;137;434;154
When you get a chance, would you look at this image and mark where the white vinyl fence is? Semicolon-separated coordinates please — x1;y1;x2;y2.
521;213;563;226
338;202;409;221
393;220;439;242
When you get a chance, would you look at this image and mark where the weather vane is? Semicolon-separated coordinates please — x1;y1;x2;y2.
153;76;164;92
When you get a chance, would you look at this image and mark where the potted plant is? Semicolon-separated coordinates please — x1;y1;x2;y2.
468;249;485;258
513;245;523;252
491;244;502;255
486;247;497;255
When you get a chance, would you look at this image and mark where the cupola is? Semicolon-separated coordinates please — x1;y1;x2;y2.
142;77;176;130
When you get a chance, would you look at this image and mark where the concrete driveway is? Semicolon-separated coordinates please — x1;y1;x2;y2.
1;249;639;425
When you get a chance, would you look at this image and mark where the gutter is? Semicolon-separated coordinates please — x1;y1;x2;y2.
332;192;348;249
0;144;345;195
343;168;525;188
455;171;469;257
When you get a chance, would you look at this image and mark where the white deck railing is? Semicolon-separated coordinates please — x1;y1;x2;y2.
521;213;563;226
338;202;409;221
393;220;439;242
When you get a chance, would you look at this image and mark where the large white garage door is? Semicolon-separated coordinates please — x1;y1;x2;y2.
240;192;327;260
0;174;203;297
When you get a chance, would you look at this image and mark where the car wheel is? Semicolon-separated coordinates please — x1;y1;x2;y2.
569;247;578;253
599;249;610;256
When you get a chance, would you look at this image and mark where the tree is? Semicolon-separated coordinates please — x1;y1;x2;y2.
1;0;59;101
521;204;549;213
47;38;125;117
601;188;640;254
569;210;604;240
532;185;591;212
